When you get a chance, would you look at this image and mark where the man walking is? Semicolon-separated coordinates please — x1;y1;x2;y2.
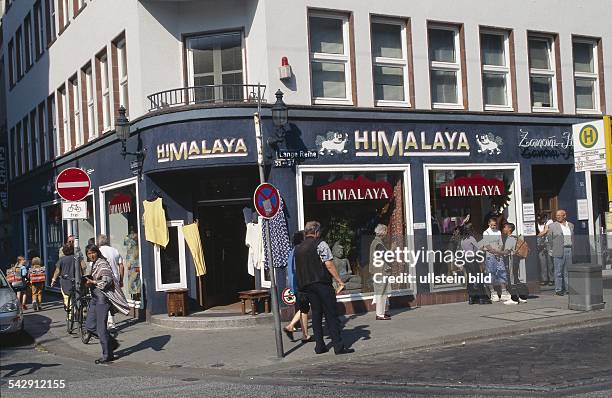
295;221;353;355
547;209;574;296
98;234;124;331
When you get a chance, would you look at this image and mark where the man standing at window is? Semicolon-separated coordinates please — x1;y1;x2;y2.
547;209;574;296
295;221;353;355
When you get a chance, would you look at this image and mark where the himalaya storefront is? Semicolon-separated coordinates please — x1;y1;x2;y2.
267;112;590;310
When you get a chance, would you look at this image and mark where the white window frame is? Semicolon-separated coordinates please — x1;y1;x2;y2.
154;220;188;291
60;88;70;152
480;29;513;111
41;199;66;291
428;24;463;109
24;14;34;68
85;66;96;140
35;2;45;56
573;38;600;114
50;96;59;157
116;39;128;111
295;164;416;300
41;103;50;162
100;54;111;131
309;12;353;106
528;35;558;112
371;17;410;108
49;0;57;41
62;0;70;27
98;177;142;308
33;109;41;166
71;77;83;147
423;163;524;291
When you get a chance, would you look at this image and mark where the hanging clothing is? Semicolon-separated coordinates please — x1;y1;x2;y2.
182;222;206;277
262;200;291;269
245;220;264;276
143;198;169;248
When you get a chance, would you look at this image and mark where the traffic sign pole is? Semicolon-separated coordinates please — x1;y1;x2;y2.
604;115;612;213
264;221;284;359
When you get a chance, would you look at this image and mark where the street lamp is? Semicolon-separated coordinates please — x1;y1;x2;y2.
268;90;288;150
115;106;145;178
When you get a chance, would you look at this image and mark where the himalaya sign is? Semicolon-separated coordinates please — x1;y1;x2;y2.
157;138;248;163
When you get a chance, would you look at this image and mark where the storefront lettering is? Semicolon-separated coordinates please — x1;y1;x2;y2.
109;202;131;214
157;138;248;162
443;185;501;197
440;175;505;197
316;176;393;201
518;129;573;159
354;130;470;157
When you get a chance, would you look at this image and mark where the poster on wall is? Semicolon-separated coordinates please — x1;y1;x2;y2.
523;222;537;236
577;199;590;220
522;203;536;222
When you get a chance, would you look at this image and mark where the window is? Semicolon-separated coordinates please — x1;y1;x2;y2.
428;25;464;108
48;95;57;159
45;0;57;45
97;53;111;131
34;1;45;57
154;220;187;291
23;116;32;172
31;110;40;167
8;39;14;87
84;65;96;139
186;31;244;103
23;208;41;261
24;14;33;69
116;39;129;112
371;18;410;106
70;76;83;147
528;35;558;111
38;102;49;163
10;127;16;178
62;0;70;28
308;13;352;104
42;202;66;287
58;86;70;153
480;30;513;110
16;27;23;79
573;38;600;113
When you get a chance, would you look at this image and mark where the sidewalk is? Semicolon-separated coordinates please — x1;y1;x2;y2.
25;284;612;377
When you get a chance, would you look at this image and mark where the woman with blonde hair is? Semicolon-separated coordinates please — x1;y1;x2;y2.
29;257;46;311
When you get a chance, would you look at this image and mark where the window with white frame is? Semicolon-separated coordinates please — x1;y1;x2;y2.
371;18;410;106
23;116;32;171
32;110;41;167
480;30;512;110
60;87;70;152
85;66;96;139
154;220;187;291
71;77;83;147
34;1;45;57
528;35;557;111
46;0;57;44
100;54;111;131
309;13;352;104
18;123;25;173
573;38;600;113
428;25;463;108
50;96;59;157
39;103;49;163
24;14;33;69
116;39;129;111
62;0;70;27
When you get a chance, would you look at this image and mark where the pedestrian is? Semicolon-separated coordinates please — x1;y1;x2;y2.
369;224;392;320
294;221;353;355
547;209;574;296
480;218;510;302
459;225;491;304
9;256;29;310
83;244;130;364
28;257;46;311
51;244;80;312
501;223;526;305
283;230;313;343
97;234;124;332
536;213;554;286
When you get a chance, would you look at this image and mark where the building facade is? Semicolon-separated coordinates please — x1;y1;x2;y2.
2;0;611;318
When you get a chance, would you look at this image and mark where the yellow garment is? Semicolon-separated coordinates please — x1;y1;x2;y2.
143;198;169;248
182;222;206;276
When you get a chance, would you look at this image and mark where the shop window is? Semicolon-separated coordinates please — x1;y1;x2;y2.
23;208;41;261
309;12;353;105
428;24;464;109
300;169;411;295
480;29;513;110
371;18;410;106
102;183;141;303
573;38;600;113
528;34;558;111
154;221;187;291
426;166;519;288
186;31;244;103
42;202;66;287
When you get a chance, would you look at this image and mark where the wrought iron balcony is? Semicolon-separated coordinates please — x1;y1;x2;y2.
147;84;266;112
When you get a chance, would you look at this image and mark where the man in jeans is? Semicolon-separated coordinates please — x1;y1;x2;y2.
547;209;574;296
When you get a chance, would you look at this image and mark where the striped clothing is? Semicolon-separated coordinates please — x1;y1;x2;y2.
91;258;130;316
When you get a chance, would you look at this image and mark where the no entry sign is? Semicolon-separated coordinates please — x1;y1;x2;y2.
253;183;280;219
56;168;91;201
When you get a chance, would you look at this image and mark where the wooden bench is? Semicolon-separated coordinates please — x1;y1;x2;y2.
238;290;271;316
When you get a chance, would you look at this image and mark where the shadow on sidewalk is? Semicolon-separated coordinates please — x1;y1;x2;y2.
115;335;171;358
1;362;61;378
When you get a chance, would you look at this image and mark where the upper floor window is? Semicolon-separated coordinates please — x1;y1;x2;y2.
70;76;83;147
24;13;34;69
59;86;70;153
309;12;353;105
16;27;23;79
9;127;16;179
8;39;15;87
428;24;464;109
97;52;111;132
186;31;244;103
38;102;50;163
45;0;57;45
573;38;601;113
31;109;40;168
60;0;71;30
480;29;513;110
114;36;129;113
528;34;558;111
34;1;45;57
371;18;410;107
84;65;96;139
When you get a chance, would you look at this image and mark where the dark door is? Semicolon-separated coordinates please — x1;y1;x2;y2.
198;203;253;309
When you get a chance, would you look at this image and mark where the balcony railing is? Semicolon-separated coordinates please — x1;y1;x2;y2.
147;84;266;112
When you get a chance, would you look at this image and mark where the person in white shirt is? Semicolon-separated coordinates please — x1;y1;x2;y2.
547;210;574;296
480;218;510;302
98;234;124;330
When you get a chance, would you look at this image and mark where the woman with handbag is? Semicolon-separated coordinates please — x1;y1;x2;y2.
83;244;130;364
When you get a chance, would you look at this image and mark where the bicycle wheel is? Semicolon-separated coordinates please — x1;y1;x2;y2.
79;299;91;344
66;295;75;334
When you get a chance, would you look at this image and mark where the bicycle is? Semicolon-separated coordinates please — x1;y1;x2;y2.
62;279;92;344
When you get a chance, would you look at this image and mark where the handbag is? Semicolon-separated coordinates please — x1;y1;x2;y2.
514;235;530;259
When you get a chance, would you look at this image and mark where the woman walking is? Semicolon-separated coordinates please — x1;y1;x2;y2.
284;231;313;343
84;244;130;364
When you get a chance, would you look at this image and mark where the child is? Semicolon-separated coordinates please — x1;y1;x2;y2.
10;256;29;310
29;257;46;311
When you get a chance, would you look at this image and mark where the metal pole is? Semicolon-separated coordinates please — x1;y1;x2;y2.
604;115;612;213
72;219;82;302
264;221;284;358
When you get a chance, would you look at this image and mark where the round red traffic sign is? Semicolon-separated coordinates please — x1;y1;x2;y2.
56;168;91;201
253;183;281;219
281;288;296;306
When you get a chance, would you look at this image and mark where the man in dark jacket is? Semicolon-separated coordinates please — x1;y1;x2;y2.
295;221;353;355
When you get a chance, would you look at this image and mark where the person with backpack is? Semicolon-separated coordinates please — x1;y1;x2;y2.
28;257;46;311
9;256;30;310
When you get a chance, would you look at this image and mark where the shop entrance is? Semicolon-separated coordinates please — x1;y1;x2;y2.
532;164;572;219
590;172;611;268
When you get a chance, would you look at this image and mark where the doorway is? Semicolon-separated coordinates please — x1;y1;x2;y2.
532;164;572;219
197;202;254;309
590;173;611;268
